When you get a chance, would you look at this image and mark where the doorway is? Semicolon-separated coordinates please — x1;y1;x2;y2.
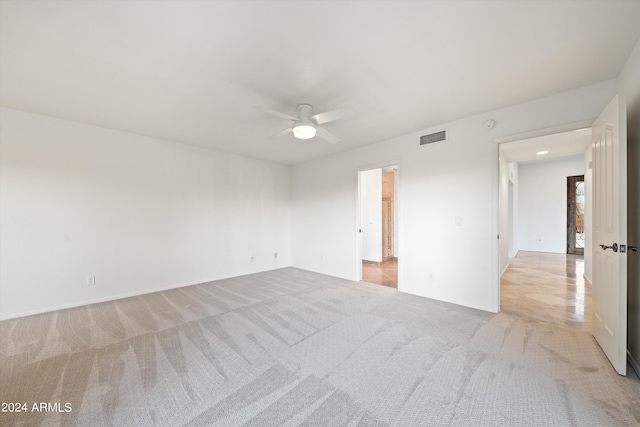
358;165;399;288
496;98;629;375
567;175;585;255
497;127;591;330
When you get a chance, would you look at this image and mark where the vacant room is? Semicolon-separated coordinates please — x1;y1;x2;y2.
1;1;640;426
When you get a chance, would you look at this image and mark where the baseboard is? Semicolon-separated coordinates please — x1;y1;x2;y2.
0;266;293;321
628;349;640;378
583;274;592;286
0;280;201;321
500;252;517;278
500;264;509;278
401;287;497;314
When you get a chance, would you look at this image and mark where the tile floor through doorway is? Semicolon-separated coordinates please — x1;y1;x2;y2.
501;250;591;332
362;258;397;288
363;251;590;331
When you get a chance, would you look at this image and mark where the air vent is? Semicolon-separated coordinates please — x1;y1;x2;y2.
420;130;447;146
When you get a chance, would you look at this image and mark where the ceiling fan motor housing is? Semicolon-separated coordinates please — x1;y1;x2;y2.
297;104;313;119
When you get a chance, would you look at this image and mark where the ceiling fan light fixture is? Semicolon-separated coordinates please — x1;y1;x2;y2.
293;123;316;139
260;103;349;144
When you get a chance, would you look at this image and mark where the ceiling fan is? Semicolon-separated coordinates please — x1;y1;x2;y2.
258;104;354;144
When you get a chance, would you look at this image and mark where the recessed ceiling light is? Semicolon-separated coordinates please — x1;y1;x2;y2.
536;150;549;155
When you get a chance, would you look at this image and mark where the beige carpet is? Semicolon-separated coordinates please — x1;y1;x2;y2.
1;267;639;426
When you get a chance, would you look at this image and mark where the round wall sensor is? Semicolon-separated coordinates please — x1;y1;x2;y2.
483;119;495;130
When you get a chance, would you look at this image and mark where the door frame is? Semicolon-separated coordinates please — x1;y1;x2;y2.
356;160;401;285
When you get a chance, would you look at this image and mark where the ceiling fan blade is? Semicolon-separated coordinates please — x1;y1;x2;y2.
315;126;340;144
268;127;293;139
256;107;298;121
311;107;355;125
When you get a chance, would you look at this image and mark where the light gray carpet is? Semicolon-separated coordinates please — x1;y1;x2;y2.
1;267;639;426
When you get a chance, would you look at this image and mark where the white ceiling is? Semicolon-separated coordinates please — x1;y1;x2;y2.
500;128;592;164
1;1;639;165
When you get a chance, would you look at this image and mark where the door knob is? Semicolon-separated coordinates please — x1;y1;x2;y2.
630;246;637;252
600;243;618;252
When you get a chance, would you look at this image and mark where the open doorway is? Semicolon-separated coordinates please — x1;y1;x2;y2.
498;128;592;332
358;165;398;288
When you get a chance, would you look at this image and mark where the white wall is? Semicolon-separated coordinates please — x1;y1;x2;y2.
0;108;291;319
517;156;585;253
583;146;593;284
498;155;509;274
291;79;617;312
393;168;399;257
508;163;519;259
499;157;518;275
360;168;382;262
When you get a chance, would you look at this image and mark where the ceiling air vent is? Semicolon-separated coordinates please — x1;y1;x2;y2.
420;130;447;146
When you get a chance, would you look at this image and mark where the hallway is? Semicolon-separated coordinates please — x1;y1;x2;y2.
501;251;591;332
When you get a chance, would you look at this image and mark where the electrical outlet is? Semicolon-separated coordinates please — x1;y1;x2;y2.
250;253;254;261
428;272;435;281
274;252;278;258
87;276;96;286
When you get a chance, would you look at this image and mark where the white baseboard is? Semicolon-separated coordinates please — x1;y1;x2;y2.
0;279;208;321
500;252;518;278
500;264;509;278
628;350;640;378
0;266;292;321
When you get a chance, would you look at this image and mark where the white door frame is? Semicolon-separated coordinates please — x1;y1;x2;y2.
356;160;401;284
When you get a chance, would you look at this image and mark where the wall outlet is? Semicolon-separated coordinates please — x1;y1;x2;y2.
250;253;254;261
428;272;435;281
274;252;278;258
87;276;96;286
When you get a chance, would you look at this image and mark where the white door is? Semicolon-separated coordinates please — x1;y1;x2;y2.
592;94;627;375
